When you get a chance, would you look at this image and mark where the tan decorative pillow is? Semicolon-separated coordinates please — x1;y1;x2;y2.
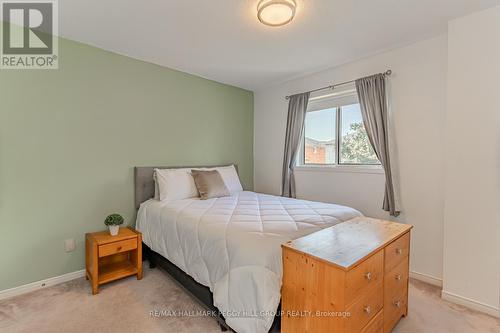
191;170;230;200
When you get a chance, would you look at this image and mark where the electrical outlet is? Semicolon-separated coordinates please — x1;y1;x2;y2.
64;238;76;252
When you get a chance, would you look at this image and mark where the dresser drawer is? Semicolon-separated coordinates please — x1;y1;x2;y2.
385;257;409;298
384;287;408;333
346;283;383;333
384;232;409;273
360;309;383;333
99;238;137;257
346;250;384;305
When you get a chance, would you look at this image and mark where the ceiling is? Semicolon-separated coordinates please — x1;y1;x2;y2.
59;0;500;91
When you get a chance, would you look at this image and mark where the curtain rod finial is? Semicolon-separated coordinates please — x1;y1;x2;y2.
385;70;392;76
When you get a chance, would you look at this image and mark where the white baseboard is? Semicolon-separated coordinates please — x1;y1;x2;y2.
442;290;500;318
409;271;499;318
0;269;85;301
409;271;443;287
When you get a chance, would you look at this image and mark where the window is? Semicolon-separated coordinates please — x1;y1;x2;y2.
304;108;336;164
302;92;379;166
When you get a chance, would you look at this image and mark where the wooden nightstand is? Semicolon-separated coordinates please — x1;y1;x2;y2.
85;227;142;295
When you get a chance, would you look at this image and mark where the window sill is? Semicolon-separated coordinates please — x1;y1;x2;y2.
294;165;384;175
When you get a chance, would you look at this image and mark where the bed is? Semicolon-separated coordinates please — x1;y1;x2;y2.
134;166;362;333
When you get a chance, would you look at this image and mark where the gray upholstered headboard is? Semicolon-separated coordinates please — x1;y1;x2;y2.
134;164;238;209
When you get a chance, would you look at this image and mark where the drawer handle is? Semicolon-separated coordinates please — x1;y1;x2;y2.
365;272;372;280
117;246;122;251
393;300;402;308
395;248;403;255
395;274;402;281
363;305;371;315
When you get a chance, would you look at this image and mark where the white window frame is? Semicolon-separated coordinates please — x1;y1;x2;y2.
297;85;384;175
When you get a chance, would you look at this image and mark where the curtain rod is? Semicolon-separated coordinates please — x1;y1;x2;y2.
285;69;392;100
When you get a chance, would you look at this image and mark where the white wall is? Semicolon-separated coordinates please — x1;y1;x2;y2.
442;7;500;315
254;35;448;282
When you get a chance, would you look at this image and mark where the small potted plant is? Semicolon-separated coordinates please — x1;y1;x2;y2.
104;213;124;236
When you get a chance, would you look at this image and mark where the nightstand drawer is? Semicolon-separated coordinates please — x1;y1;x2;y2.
99;238;137;257
384;232;409;273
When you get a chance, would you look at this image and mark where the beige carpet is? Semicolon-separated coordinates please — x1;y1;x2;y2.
1;267;498;333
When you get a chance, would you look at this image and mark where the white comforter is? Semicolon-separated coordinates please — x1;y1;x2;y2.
136;191;362;333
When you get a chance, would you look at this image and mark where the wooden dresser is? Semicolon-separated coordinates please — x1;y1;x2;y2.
281;217;412;333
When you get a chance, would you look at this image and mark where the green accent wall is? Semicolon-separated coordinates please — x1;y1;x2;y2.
0;37;253;291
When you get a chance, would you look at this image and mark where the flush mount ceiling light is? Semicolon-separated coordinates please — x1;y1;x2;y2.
257;0;296;27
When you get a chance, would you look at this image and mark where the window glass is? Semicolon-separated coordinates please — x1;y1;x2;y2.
304;108;336;164
339;104;379;165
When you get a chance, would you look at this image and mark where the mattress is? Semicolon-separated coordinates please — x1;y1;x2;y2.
136;191;362;333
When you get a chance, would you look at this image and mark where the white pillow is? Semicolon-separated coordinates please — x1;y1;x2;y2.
153;171;160;200
217;165;243;193
194;165;243;194
154;168;199;201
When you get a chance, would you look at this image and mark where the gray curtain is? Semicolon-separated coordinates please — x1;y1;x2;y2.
281;92;310;198
355;74;400;216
